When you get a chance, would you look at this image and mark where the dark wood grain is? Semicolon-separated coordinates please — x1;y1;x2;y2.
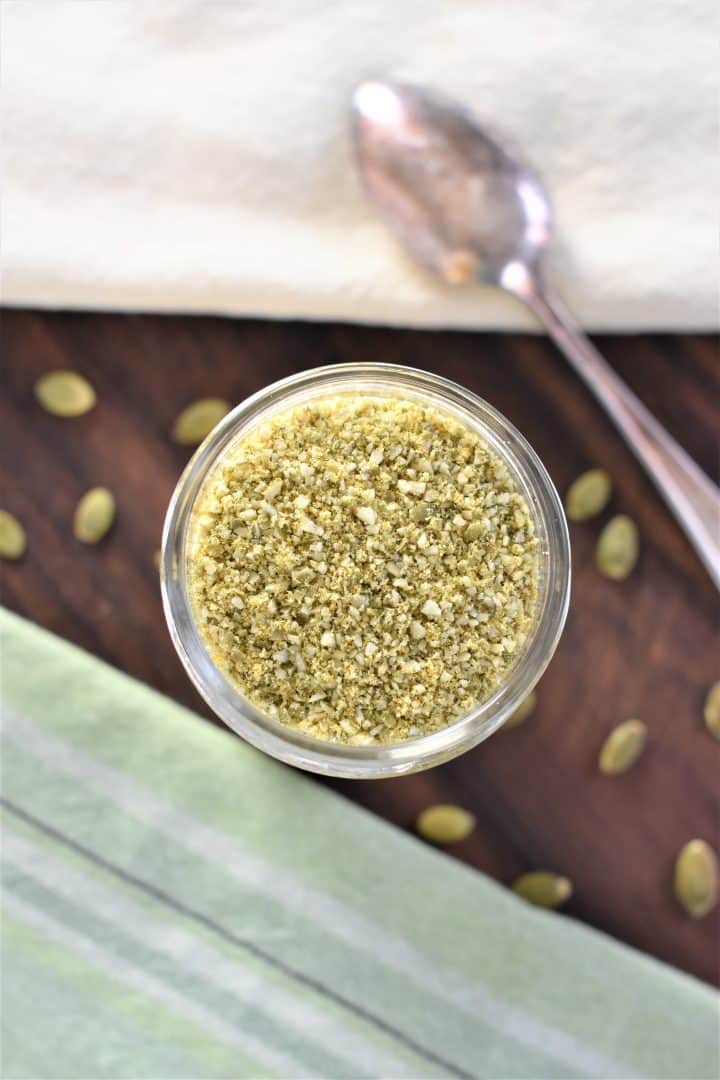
2;308;718;985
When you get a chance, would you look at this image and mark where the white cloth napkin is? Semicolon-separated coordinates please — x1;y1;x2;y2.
1;0;717;331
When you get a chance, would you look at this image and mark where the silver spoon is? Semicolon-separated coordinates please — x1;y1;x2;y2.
352;80;719;589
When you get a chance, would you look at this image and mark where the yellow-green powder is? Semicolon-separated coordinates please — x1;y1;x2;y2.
189;395;538;744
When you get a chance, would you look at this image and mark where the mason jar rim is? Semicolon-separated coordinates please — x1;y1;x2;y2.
161;363;571;778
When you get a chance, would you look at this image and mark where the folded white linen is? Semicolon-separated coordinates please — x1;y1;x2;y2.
1;0;717;330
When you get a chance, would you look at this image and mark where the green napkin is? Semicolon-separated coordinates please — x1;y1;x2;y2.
1;607;717;1080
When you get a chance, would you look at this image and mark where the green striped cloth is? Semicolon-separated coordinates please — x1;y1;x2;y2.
1;608;717;1080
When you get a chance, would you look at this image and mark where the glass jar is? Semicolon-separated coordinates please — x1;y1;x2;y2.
161;363;570;778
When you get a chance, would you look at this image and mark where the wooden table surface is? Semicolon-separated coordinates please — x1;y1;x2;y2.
2;308;718;986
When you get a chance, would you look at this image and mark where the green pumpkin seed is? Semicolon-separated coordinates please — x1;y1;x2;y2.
596;514;639;580
504;690;537;730
703;681;720;741
598;718;647;774
565;468;612;522
674;839;718;918
172;398;230;445
73;487;115;544
0;510;26;560
512;871;573;908
416;804;476;844
35;370;96;417
154;549;162;570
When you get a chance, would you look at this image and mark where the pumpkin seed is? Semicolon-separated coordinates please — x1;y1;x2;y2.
598;718;647;774
154;549;162;570
512;871;573;908
565;468;612;522
172;398;230;445
504;690;537;730
35;370;96;417
416;804;476;844
73;487;115;544
703;681;720;741
0;510;26;559
596;514;639;580
674;839;718;919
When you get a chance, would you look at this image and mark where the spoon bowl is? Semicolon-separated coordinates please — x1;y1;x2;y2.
352;80;550;287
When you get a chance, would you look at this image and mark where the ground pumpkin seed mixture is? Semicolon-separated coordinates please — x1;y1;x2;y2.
188;395;539;744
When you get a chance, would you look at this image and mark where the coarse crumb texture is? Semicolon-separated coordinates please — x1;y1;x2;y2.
188;396;538;744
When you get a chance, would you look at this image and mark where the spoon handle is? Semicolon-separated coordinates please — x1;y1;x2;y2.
523;282;720;589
